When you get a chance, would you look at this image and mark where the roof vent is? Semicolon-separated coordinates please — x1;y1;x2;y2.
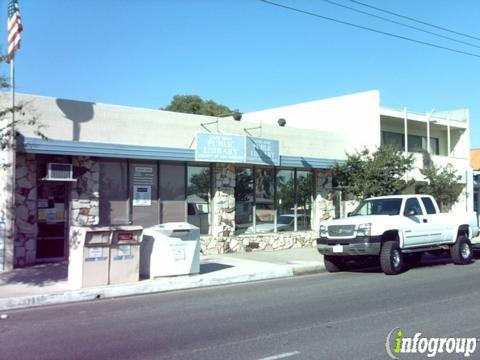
43;163;76;182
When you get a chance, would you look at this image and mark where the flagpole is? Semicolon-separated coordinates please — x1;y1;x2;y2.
6;57;16;271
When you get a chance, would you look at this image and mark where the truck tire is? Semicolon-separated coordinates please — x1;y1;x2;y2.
324;255;345;273
380;241;404;275
450;235;473;265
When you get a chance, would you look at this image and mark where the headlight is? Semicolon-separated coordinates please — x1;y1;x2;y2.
319;225;327;236
357;223;372;236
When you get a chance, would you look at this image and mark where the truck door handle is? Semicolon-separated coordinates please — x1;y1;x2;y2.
423;219;428;223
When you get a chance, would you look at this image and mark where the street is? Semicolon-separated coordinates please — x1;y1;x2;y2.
2;255;480;360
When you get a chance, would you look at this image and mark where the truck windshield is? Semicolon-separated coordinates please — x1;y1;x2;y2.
350;198;402;216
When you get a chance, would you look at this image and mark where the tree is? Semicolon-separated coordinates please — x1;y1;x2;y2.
163;94;239;117
417;152;464;211
331;145;415;199
0;58;45;159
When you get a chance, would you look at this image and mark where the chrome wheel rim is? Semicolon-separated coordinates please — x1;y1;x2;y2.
461;243;471;259
392;250;401;268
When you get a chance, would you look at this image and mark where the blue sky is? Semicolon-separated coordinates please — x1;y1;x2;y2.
1;0;479;147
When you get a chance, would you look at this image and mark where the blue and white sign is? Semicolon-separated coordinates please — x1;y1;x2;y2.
245;136;280;166
196;133;280;166
196;133;245;163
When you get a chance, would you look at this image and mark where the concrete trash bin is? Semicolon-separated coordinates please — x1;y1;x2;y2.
109;225;143;285
140;222;200;278
68;226;112;289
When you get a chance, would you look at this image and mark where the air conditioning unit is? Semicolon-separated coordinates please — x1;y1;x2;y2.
44;163;76;181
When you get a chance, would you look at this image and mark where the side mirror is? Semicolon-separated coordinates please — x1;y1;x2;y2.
347;212;352;217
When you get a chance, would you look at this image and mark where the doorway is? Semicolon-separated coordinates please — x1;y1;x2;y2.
36;182;68;261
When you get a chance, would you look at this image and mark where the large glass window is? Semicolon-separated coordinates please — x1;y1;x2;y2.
187;166;210;234
276;170;295;232
296;170;313;230
159;163;186;223
382;131;439;155
382;131;404;150
234;168;254;234
99;159;129;225
255;168;275;231
408;134;440;155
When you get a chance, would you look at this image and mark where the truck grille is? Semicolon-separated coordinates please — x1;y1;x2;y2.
328;225;356;237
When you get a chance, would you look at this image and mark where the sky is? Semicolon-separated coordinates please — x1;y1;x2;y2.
1;0;479;147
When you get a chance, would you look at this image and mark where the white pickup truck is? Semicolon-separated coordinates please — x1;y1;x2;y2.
317;195;479;275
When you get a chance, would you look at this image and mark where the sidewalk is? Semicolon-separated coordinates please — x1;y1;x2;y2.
0;247;325;312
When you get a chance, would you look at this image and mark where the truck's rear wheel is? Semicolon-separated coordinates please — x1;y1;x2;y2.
380;241;403;275
450;235;473;265
324;255;345;272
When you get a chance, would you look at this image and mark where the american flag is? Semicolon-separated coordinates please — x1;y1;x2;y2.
7;0;22;63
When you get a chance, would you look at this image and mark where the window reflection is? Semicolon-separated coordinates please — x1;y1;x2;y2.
254;168;275;230
235;168;253;234
187;166;210;234
276;170;294;232
296;171;313;230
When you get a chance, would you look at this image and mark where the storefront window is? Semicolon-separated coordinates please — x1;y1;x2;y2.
234;168;253;234
276;170;295;232
187;166;210;234
159;163;186;223
255;168;275;230
99;159;129;225
296;170;313;230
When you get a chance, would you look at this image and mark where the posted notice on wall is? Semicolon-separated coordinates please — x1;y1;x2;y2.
133;185;151;206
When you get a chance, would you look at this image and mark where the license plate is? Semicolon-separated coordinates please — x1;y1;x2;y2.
333;244;343;253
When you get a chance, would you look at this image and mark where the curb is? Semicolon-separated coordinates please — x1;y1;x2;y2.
0;267;299;312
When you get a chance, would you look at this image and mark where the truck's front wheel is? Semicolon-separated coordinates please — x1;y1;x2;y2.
380;241;404;275
450;235;473;265
324;255;345;272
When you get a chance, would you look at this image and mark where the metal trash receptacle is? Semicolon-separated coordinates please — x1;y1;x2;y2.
140;222;200;278
68;226;112;289
109;225;143;285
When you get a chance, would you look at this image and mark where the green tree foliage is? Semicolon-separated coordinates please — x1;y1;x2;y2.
417;159;464;211
187;168;210;202
163;95;238;117
331;145;414;199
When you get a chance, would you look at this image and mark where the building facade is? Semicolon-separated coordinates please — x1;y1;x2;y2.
0;90;473;270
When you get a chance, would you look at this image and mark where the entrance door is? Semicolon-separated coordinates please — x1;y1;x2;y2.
36;182;68;261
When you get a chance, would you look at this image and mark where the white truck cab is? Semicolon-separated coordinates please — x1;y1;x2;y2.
317;195;479;275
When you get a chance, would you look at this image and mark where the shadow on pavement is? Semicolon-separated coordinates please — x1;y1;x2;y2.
0;262;68;286
341;251;480;274
200;262;233;275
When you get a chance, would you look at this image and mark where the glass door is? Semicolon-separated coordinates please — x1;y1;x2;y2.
36;182;68;261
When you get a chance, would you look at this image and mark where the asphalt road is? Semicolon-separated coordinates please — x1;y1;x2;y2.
2;255;480;360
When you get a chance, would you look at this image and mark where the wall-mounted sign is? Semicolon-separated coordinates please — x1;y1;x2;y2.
195;133;279;166
245;136;280;166
195;133;245;163
133;185;151;206
133;165;154;185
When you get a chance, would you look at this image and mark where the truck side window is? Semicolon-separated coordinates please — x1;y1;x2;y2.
404;198;423;216
421;197;437;214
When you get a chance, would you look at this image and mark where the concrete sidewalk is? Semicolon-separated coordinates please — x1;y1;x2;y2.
0;247;325;311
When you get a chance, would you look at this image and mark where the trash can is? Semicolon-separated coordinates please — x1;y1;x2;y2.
68;226;112;289
140;222;200;278
109;225;143;285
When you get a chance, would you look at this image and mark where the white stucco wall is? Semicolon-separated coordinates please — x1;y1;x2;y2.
10;93;355;162
241;90;381;153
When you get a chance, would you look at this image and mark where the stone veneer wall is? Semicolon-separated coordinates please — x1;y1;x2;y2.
312;169;333;232
211;163;235;238
14;153;38;266
201;231;317;254
70;157;100;227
